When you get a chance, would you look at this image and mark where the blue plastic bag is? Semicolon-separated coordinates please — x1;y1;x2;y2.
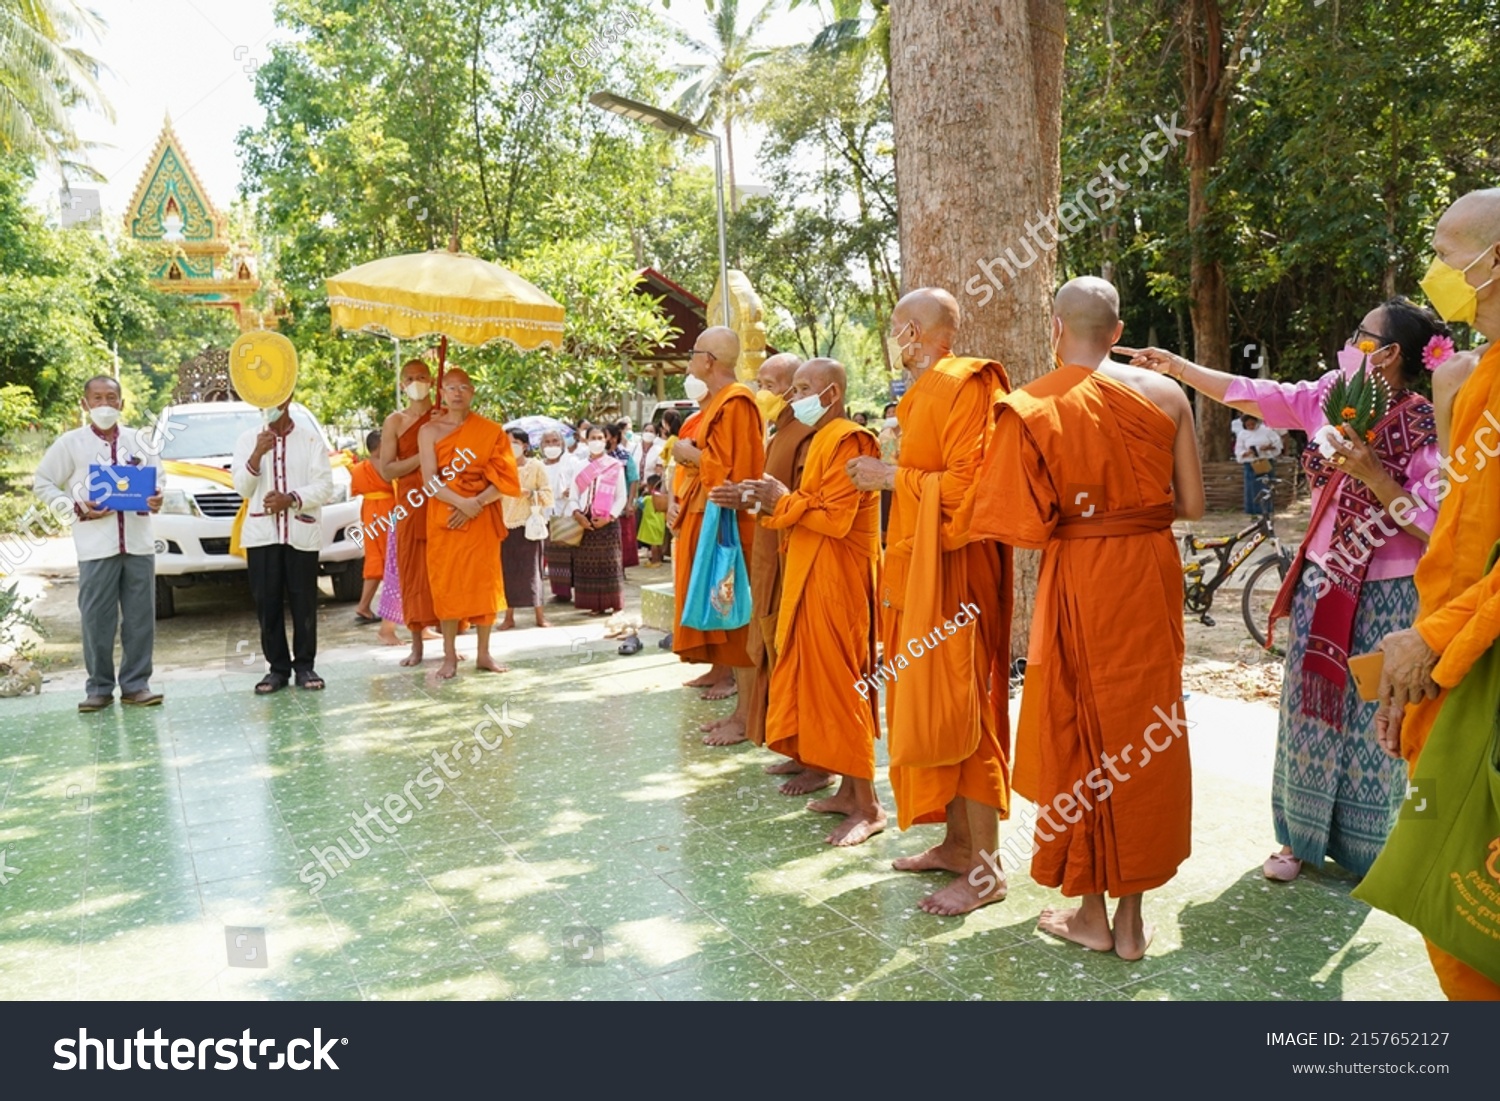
681;502;752;631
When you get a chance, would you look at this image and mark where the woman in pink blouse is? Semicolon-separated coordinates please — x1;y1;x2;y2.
1118;297;1451;882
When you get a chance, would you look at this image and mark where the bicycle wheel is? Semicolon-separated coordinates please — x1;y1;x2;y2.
1241;554;1289;649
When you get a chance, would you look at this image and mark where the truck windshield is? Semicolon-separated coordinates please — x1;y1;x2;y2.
155;407;324;460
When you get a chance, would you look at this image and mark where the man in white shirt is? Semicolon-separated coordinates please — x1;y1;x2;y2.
34;376;164;711
1234;413;1284;518
539;427;584;603
232;395;335;693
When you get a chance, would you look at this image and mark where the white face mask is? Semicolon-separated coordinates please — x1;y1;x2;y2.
263;405;284;425
543;445;563;460
683;374;709;402
512;443;525;458
587;439;607;456
884;416;899;429
404;380;431;402
88;405;121;430
641;431;656;445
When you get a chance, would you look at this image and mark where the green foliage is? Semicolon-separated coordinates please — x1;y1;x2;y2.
0;0;110;174
0;382;39;439
0;578;42;655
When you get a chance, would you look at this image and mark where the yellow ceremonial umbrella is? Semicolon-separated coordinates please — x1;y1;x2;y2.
324;243;565;364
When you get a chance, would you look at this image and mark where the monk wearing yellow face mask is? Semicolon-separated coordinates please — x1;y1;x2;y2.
1376;187;1500;1001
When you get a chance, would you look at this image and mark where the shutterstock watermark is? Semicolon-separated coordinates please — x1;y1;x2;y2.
967;701;1196;897
297;698;529;894
963;112;1194;308
1304;410;1500;599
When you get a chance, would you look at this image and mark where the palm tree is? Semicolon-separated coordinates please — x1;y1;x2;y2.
0;0;111;173
670;0;779;215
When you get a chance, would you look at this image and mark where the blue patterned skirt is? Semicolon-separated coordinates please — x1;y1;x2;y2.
1272;562;1412;875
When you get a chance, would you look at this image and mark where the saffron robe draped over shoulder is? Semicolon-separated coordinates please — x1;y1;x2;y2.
746;408;817;746
672;383;766;666
394;408;438;630
884;355;1013;829
971;365;1190;898
349;459;394;580
761;420;881;778
424;413;520;625
1401;341;1500;1001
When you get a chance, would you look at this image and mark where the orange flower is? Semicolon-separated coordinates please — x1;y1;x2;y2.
1357;340;1377;354
1341;406;1357;421
1366;430;1376;443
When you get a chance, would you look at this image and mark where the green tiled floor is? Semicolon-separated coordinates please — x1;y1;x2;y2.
0;631;1442;1000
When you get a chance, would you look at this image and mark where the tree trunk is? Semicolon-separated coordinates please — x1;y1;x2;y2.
889;0;1065;659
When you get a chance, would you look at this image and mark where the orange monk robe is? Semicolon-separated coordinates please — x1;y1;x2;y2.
761;422;882;777
970;365;1190;898
424;413;521;626
349;459;394;580
883;355;1012;829
745;408;817;746
1396;341;1500;1001
395;409;439;630
672;384;765;666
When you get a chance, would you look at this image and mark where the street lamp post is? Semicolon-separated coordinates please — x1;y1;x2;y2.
589;91;731;328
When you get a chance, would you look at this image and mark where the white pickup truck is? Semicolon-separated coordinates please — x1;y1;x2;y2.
147;401;364;618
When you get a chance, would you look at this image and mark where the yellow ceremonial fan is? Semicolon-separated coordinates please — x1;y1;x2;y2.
229;331;299;408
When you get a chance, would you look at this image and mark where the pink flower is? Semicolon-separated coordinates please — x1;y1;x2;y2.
1422;334;1455;372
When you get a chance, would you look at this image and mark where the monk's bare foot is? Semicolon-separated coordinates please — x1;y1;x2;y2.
765;759;802;776
1037;907;1115;952
828;808;886;847
1113;922;1154;962
892;843;971;875
806;788;859;815
699;680;736;701
476;656;509;673
703;717;748;746
435;656;459;680
422;628;441;641
778;770;833;796
920;873;1006;916
400;642;425;667
684;671;718;688
699;714;734;733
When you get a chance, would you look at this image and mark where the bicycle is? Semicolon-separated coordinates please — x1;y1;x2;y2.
1181;483;1294;649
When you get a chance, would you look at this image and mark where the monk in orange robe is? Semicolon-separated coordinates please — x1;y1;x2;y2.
1377;188;1500;1001
721;358;886;845
846;288;1012;914
349;430;395;629
671;326;766;744
703;353;822;789
381;358;439;665
971;277;1204;959
418;368;520;681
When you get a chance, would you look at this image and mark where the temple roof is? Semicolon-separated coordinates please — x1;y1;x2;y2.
125;115;227;251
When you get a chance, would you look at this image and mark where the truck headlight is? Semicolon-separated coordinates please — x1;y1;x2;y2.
160;489;194;515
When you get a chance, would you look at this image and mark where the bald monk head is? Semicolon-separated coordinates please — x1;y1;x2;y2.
438;367;476;417
756;352;801;418
1054;276;1125;366
1428;188;1500;334
890;288;960;376
788;357;847;430
401;358;434;401
691;326;742;394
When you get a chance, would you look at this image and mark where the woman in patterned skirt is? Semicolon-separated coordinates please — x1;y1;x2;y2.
1119;297;1451;880
571;426;627;614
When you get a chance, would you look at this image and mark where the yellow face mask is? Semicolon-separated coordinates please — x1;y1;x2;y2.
1420;246;1498;326
755;388;787;421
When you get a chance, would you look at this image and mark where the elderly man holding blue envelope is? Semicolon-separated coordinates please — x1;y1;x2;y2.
34;375;164;712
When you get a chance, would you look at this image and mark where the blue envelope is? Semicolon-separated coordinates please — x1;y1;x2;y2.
89;464;157;512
